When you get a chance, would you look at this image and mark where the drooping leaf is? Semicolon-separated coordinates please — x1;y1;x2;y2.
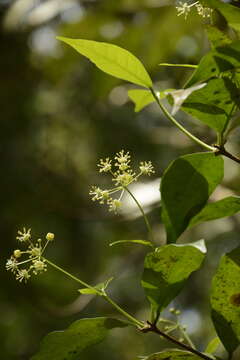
141;240;206;313
79;277;114;295
109;239;153;247
31;317;128;360
142;349;207;360
201;0;240;32
182;78;240;133
160;152;224;243
211;247;240;355
186;41;240;87
57;37;152;88
188;196;240;229
205;337;221;355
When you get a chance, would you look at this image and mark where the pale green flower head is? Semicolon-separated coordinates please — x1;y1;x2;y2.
89;150;155;213
6;229;55;283
176;1;212;19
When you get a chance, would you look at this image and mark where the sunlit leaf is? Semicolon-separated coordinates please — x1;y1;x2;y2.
79;277;114;295
31;317;127;360
205;337;221;355
141;240;206;313
142;349;207;360
161;152;224;243
109;239;153;247
211;247;240;355
188;196;240;229
57;37;152;88
128;89;155;112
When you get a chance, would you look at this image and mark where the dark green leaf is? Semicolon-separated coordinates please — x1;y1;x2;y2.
188;196;240;229
142;349;201;360
161;152;224;243
182;78;240;133
141;241;206;313
201;0;240;32
211;247;240;355
57;37;152;88
109;239;153;247
31;317;128;360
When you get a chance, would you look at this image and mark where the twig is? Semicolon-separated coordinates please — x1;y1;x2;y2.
140;321;216;360
214;145;240;165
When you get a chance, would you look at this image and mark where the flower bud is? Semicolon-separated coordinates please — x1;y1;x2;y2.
46;232;55;241
14;249;21;258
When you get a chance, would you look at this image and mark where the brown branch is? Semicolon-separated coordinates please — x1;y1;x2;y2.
140;321;215;360
214;145;240;165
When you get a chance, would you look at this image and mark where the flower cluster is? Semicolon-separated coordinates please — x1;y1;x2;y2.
89;150;155;213
6;228;55;283
176;1;212;19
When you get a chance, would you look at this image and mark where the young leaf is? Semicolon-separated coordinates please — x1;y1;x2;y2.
141;241;206;314
31;317;128;360
79;277;114;295
182;78;240;133
205;337;221;355
143;349;204;360
188;196;240;229
109;239;153;248
201;0;240;32
57;37;152;88
210;247;240;355
161;152;224;243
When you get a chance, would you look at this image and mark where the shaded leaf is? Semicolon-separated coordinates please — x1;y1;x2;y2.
211;247;240;355
109;239;153;247
142;349;206;360
188;196;240;229
141;241;206;313
31;317;127;360
182;78;240;133
205;25;232;49
201;0;240;32
57;37;152;88
161;152;224;243
186;41;240;87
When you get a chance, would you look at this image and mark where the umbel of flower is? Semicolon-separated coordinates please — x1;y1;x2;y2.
89;150;155;213
6;228;55;283
176;1;212;19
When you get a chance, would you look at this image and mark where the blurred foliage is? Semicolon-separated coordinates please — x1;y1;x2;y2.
0;0;240;359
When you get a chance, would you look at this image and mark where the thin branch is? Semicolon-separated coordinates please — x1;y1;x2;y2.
214;145;240;165
140;321;216;360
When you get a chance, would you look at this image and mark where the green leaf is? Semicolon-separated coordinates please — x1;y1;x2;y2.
79;277;114;295
161;152;224;243
205;337;221;355
205;25;232;49
31;317;127;360
185;40;240;87
128;89;155;112
142;349;201;359
182;78;240;133
188;196;240;229
109;239;153;247
210;247;240;355
141;240;206;313
57;37;152;88
201;0;240;32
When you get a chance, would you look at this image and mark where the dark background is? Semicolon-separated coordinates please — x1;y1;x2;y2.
0;1;240;359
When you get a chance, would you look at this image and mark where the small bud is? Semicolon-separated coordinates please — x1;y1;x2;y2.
46;232;55;241
14;249;22;258
169;307;175;313
175;310;181;315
